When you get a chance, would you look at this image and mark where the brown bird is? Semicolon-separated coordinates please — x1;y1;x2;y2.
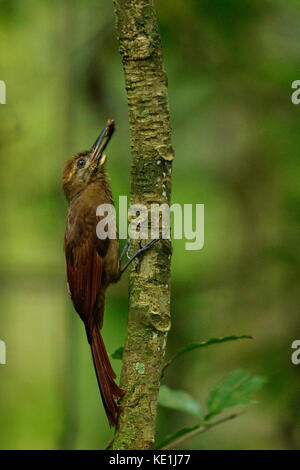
62;120;158;426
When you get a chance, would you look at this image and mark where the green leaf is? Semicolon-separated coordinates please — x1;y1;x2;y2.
156;412;243;449
158;385;202;418
163;335;252;371
174;336;252;361
205;369;266;419
111;346;124;360
156;423;202;450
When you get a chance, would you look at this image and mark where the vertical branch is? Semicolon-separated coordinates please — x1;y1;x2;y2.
111;0;174;450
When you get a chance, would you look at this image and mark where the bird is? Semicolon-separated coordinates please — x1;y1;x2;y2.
62;120;159;426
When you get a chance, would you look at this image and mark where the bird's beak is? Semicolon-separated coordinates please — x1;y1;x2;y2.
91;120;115;165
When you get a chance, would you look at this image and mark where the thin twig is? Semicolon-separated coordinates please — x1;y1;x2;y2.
160;412;244;450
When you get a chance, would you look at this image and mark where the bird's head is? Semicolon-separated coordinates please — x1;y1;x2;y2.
62;120;115;202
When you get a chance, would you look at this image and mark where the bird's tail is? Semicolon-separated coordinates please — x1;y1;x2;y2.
90;325;124;426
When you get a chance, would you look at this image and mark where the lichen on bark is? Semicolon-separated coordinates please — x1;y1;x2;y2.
111;0;174;450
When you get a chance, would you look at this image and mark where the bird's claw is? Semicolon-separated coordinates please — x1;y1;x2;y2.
120;238;161;274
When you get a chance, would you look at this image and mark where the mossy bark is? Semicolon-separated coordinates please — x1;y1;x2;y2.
111;0;174;450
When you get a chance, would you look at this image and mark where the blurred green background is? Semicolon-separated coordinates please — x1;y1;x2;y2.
1;0;300;449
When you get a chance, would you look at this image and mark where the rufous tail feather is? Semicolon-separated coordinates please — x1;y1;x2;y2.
90;326;124;426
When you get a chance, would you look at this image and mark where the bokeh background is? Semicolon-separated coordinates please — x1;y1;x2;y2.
1;0;300;450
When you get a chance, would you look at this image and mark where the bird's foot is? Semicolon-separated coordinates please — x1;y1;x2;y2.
120;238;160;274
120;238;131;265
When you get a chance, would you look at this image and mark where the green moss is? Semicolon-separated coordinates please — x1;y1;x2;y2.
136;362;146;374
135;16;146;30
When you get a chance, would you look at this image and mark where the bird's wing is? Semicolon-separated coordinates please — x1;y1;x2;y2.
64;204;106;332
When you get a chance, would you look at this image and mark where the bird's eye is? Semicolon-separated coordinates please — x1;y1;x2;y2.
77;158;86;169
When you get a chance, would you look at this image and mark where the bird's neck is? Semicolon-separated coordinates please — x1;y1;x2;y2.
69;177;114;208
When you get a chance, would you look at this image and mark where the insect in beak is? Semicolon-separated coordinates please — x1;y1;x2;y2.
91;120;115;166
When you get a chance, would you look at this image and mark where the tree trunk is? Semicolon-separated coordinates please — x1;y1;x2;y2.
111;0;174;450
